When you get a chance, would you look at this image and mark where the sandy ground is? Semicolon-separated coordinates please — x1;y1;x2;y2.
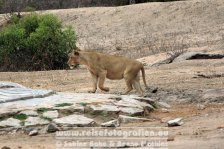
0;57;224;149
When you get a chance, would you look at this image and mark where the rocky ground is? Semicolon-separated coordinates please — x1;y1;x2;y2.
0;51;224;149
0;0;224;148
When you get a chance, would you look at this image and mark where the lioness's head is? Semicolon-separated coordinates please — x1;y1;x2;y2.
67;51;80;69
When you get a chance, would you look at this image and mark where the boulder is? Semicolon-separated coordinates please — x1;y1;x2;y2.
53;114;95;127
24;117;50;126
89;104;120;113
167;118;183;127
202;89;224;103
119;107;144;116
115;98;154;111
0;118;21;128
173;52;224;63
118;115;154;124
46;123;59;133
19;110;38;117
157;101;171;109
43;110;59;119
53;104;84;114
173;52;204;62
28;130;38;136
101;119;120;127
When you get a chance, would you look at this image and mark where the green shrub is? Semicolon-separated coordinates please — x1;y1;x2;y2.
13;113;28;120
0;13;77;71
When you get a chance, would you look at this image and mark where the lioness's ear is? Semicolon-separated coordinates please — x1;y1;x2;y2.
74;51;80;56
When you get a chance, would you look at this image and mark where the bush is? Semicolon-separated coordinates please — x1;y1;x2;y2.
0;13;77;71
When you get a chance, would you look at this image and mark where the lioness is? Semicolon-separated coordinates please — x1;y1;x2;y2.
67;50;148;96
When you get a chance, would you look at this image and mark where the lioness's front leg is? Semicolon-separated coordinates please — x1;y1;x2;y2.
89;72;98;93
98;70;109;92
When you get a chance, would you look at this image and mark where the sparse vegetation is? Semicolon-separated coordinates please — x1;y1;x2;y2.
0;0;184;13
55;103;73;107
79;102;88;107
13;114;28;120
36;108;52;114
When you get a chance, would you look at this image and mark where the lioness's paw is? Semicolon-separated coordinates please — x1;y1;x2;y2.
103;87;110;92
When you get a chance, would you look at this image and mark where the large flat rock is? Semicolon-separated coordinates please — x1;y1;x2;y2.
0;118;21;128
0;82;156;128
0;81;54;103
53;114;94;127
24;117;50;126
202;89;224;103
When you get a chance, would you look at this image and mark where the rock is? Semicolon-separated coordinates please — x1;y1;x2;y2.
167;118;183;127
161;108;169;113
53;104;84;114
173;52;224;63
118;115;154;124
46;123;60;133
173;52;204;62
101;119;120;127
89;104;120;113
24;128;34;134
43;110;59;119
53;114;95;127
28;130;38;136
115;97;154;111
0;118;21;128
197;104;205;110
129;96;156;107
24;117;50;126
19;110;38;117
157;101;171;109
202;89;224;103
0;81;55;103
119;107;144;116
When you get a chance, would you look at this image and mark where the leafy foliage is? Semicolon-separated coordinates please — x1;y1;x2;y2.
0;13;77;71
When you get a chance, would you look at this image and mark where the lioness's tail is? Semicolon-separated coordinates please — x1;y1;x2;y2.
141;66;149;89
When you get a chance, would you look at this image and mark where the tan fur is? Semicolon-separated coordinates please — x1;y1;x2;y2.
67;50;148;96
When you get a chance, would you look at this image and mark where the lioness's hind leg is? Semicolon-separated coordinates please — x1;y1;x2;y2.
123;74;134;95
98;71;109;92
123;80;133;95
133;79;144;96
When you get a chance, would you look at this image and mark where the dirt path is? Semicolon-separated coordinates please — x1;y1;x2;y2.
0;58;224;148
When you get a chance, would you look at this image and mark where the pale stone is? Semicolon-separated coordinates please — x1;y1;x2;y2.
0;118;21;128
29;130;38;136
157;101;171;109
19;110;38;116
43;110;59;119
118;115;154;124
167;118;183;127
89;104;120;112
119;107;144;116
24;117;50;126
53;114;94;127
101;119;120;127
